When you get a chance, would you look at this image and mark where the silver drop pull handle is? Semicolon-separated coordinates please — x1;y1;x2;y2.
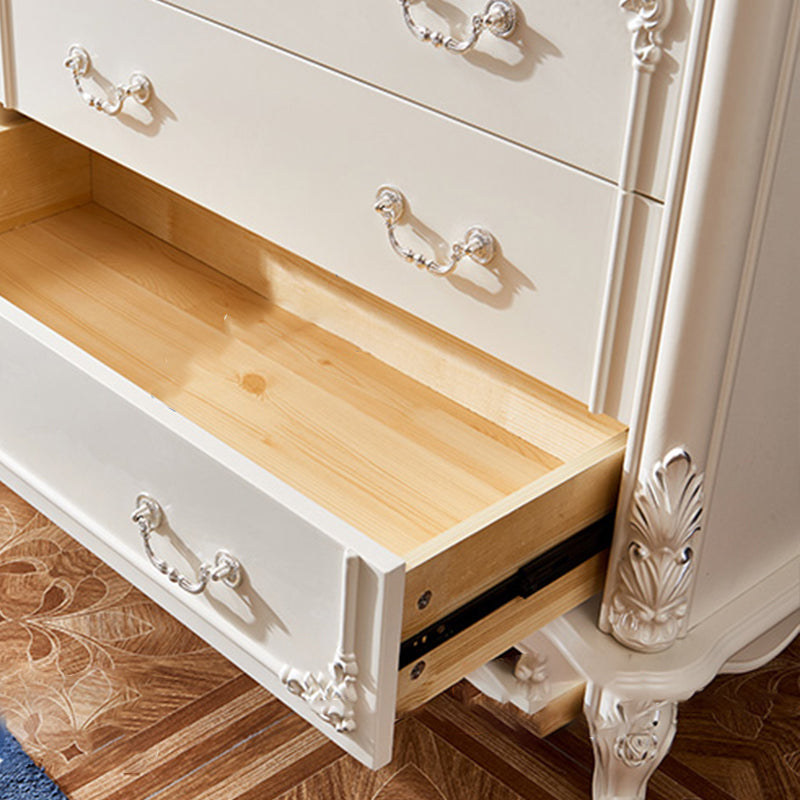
64;45;152;116
399;0;517;54
374;185;496;276
132;494;242;595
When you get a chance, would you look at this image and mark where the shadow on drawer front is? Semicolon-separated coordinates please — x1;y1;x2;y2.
0;117;626;768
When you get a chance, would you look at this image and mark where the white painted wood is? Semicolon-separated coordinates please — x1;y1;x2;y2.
721;611;800;675
0;297;405;768
600;0;800;644
589;0;704;416
548;558;799;702
519;3;799;793
600;0;715;546
7;0;629;403
584;686;677;800
1;0;796;787
467;633;582;716
693;30;800;627
593;0;716;425
635;0;796;496
596;194;664;425
155;0;693;201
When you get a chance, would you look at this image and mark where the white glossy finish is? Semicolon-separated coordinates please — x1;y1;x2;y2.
601;0;800;642
5;0;641;403
467;633;582;716
0;297;405;768
695;35;800;627
550;559;799;702
605;448;703;652
539;561;799;799
0;0;10;107
155;0;692;201
721;611;800;675
584;688;677;800
545;562;798;799
0;0;798;790
0;9;5;107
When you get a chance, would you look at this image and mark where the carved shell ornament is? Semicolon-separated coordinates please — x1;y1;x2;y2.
620;0;673;69
608;449;703;652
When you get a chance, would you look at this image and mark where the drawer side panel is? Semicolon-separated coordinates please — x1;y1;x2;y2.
402;432;625;638
0;298;404;768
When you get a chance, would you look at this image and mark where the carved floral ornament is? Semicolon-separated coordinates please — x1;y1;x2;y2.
620;0;674;70
281;652;359;733
586;691;678;799
608;449;704;652
280;550;361;734
613;700;664;768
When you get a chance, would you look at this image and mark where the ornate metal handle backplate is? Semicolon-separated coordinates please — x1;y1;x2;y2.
399;0;517;54
132;494;242;595
374;185;496;276
64;45;152;116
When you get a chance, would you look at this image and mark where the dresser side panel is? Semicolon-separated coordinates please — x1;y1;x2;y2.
692;39;800;625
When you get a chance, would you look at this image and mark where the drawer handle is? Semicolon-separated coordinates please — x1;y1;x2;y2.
64;45;152;116
132;494;242;594
399;0;516;54
374;185;496;276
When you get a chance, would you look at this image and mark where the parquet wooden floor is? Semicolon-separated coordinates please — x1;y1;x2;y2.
0;482;797;799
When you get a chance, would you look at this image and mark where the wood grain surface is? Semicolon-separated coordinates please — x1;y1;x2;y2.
0;202;621;561
91;154;623;461
1;483;797;800
0;117;624;659
0;117;90;234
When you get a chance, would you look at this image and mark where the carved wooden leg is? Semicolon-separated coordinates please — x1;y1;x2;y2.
584;683;678;800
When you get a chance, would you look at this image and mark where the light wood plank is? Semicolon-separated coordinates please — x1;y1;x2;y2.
450;678;586;739
0;117;90;232
402;433;625;637
396;555;607;714
0;203;573;557
92;155;624;461
0;107;24;125
1;134;626;647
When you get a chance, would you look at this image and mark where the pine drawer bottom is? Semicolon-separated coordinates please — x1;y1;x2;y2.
0;116;625;767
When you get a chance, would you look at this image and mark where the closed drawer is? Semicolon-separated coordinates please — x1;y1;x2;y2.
5;0;628;403
0;117;625;768
151;0;692;199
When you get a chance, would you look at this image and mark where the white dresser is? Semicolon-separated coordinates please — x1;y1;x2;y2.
0;1;797;797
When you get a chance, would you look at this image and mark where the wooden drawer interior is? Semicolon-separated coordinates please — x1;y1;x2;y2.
0;114;626;710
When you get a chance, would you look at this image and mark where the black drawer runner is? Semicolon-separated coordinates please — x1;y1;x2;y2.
398;515;613;669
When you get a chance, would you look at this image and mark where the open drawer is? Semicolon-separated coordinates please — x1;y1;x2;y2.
0;116;625;768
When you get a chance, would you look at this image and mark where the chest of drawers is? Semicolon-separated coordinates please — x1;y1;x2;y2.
0;0;797;793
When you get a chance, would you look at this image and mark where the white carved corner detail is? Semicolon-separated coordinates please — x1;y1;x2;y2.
280;550;360;733
585;686;678;800
513;651;551;705
608;448;704;653
619;0;674;71
281;652;359;733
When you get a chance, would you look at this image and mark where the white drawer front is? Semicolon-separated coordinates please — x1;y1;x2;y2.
6;0;620;403
152;0;692;200
0;299;405;768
